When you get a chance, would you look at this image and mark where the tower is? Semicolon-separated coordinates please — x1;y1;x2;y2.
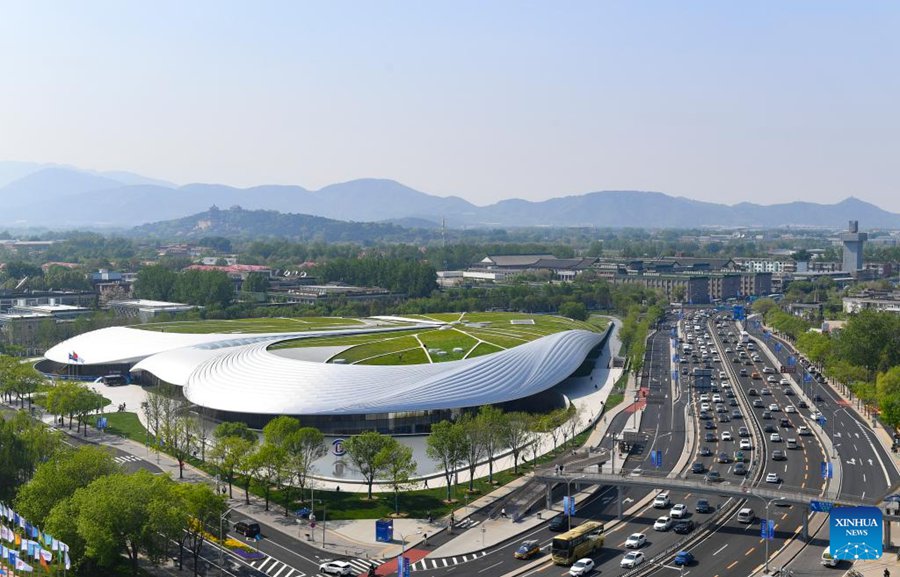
839;220;867;272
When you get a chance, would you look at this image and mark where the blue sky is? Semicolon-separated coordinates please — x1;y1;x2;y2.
1;2;898;210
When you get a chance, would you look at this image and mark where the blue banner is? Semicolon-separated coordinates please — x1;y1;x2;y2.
787;355;796;366
811;500;834;513
821;462;833;479
563;496;576;516
803;372;812;383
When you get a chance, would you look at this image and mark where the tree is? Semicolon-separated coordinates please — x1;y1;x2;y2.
261;416;303;512
289;427;327;508
564;406;583;448
247;442;286;511
15;445;120;525
67;470;182;576
0;418;29;501
426;420;469;502
344;431;393;499
210;422;257;498
161;411;201;479
476;406;507;485
242;272;270;293
174;269;234;308
457;413;487;493
876;367;900;429
375;439;417;515
500;412;532;475
175;483;226;577
133;265;177;301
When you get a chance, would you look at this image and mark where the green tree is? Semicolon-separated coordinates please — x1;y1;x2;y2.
558;301;588;321
175;482;226;577
133;265;178;301
375;439;417;515
174;269;234;308
476;406;507;484
247;442;286;511
210;422;257;498
426;420;469;501
344;431;393;499
500;412;532;475
15;445;120;525
876;367;900;429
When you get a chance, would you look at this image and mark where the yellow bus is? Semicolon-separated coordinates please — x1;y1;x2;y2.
551;521;604;565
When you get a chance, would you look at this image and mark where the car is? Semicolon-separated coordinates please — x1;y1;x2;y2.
769;403;780;412
695;499;713;513
700;402;710;412
705;470;722;482
717;413;731;423
653;492;671;508
717;451;730;463
770;433;782;442
716;404;727;413
318;560;353;576
670;504;688;519
514;540;541;559
625;533;647;548
798;400;809;409
766;472;780;483
673;520;695;534
234;521;261;538
733;462;747;475
762;411;772;420
699;393;710;402
761;387;772;395
811;411;823;421
740;439;752;450
764;423;777;433
729;399;739;408
549;515;571;532
712;394;722;403
783;387;794;396
786;438;799;450
780;417;791;428
673;551;695;566
780;378;790;386
705;432;717;442
699;446;712;456
785;405;797;413
734;450;746;462
681;367;689;375
732;357;741;363
691;462;705;474
620;551;645;569
653;516;673;531
739;426;750;437
569;558;595;576
763;366;774;374
699;410;710;420
751;372;761;379
772;449;786;461
753;399;764;408
798;425;811;436
739;368;748;376
814;394;824;402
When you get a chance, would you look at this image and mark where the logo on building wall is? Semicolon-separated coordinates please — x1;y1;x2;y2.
332;438;346;457
830;506;882;560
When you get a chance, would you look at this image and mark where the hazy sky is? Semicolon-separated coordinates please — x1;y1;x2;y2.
1;2;898;209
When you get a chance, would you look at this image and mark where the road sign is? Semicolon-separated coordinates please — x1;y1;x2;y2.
733;305;745;320
810;500;834;513
650;450;662;468
821;461;833;479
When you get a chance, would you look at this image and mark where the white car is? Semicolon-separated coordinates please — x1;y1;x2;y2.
712;394;722;403
318;560;353;576
767;375;778;383
621;551;645;569
625;533;647;548
653;492;670;508
785;405;797;413
569;558;595;576
798;426;811;436
653;516;672;531
740;439;752;450
770;433;782;442
769;404;779;412
670;504;688;519
699;394;710;402
700;402;710;412
721;431;733;441
766;472;780;483
779;379;790;386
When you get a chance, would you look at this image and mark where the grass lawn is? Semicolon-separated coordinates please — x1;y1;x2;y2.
139;316;365;334
88;412;154;443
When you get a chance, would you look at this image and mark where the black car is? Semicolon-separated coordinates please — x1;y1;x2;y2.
748;388;758;396
780;418;791;428
739;427;750;437
691;462;705;474
234;521;261;538
731;408;742;418
705;470;722;483
717;452;730;464
783;388;794;396
695;499;713;514
704;421;716;430
717;413;730;423
798;400;808;409
699;446;712;457
733;462;747;475
764;424;777;433
673;520;695;534
762;411;772;420
548;515;570;532
705;432;717;442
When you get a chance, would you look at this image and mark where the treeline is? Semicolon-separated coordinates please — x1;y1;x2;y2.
133;265;234;308
314;257;438;298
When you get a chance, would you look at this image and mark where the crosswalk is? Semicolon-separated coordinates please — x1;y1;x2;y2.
113;454;142;464
244;553;380;577
453;517;479;531
410;551;487;572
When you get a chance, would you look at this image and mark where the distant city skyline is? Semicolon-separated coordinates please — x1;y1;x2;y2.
1;2;898;211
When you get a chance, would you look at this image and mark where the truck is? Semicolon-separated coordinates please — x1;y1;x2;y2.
740;330;750;344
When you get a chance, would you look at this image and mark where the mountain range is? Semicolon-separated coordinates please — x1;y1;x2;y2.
1;162;898;230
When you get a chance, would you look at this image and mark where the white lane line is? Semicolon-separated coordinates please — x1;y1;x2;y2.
713;543;729;556
478;561;503;573
854;418;891;485
863;473;867;483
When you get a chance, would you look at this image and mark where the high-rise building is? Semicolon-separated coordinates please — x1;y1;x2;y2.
839;220;867;272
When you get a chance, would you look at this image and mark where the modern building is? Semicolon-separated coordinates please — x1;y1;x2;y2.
106;299;198;321
40;320;610;435
0;290;96;312
840;220;868;272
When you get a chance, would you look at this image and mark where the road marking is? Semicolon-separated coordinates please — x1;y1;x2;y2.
745;547;756;557
713;544;728;556
478;561;503;574
784;464;788;472
863;473;867;483
727;561;739;569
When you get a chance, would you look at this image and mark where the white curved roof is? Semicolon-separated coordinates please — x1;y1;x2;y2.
45;324;606;416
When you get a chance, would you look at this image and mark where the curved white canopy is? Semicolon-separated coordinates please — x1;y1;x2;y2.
45;324;606;416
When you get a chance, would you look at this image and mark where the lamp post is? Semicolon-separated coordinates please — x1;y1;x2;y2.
219;507;236;577
751;495;783;573
561;474;586;531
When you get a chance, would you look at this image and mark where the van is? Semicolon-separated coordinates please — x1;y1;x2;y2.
821;546;837;567
737;508;755;523
234;521;261;538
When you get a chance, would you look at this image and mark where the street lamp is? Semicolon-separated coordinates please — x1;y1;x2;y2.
560;474;586;531
750;495;783;573
219;507;236;577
